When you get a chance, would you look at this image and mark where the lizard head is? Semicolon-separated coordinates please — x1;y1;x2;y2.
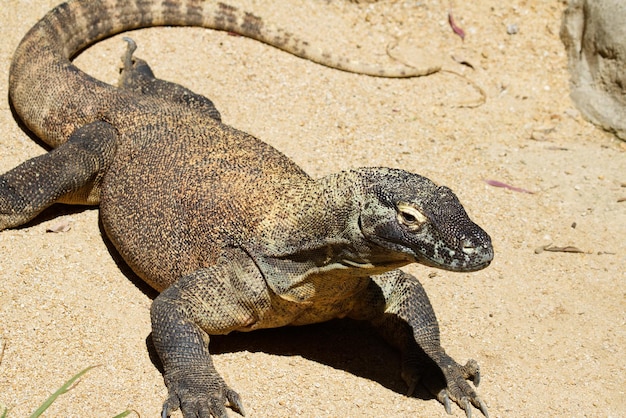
355;168;493;272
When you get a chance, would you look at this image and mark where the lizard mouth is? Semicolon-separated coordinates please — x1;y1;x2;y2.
415;241;494;272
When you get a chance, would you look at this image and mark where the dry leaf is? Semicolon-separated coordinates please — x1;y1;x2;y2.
485;179;535;194
448;11;465;40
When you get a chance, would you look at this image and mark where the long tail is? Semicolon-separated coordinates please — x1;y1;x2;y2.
9;0;428;147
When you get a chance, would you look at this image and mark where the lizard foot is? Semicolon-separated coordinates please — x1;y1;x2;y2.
117;37;222;121
436;359;488;418
119;37;156;80
161;373;245;418
403;357;488;418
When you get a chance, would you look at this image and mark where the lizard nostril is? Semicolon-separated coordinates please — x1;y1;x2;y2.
462;246;475;255
461;239;477;254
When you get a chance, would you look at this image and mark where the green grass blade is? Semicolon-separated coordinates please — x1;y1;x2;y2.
29;365;98;418
112;411;138;418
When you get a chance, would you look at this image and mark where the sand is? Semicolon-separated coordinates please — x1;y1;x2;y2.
1;1;624;417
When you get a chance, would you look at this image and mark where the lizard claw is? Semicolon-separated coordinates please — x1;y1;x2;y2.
437;390;452;415
405;380;417;397
161;394;180;418
461;397;472;418
438;390;489;418
478;398;489;418
461;395;490;418
225;387;246;416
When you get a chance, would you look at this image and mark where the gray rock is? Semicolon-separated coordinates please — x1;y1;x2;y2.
561;0;626;140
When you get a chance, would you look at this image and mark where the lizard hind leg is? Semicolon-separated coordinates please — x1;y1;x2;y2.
118;37;222;122
0;121;118;230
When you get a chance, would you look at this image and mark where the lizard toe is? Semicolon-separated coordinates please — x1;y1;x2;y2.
161;393;180;418
435;389;452;415
164;390;232;418
400;364;421;397
162;373;244;418
458;394;489;418
225;387;246;416
461;397;473;418
401;353;486;417
461;359;481;386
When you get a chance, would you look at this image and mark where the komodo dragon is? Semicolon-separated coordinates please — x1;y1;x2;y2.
0;0;494;417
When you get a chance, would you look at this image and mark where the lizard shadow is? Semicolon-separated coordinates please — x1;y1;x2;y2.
100;223;159;297
7;203;94;230
148;317;436;403
99;228;435;402
210;319;428;397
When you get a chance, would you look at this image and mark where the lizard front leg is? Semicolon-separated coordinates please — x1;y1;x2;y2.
350;270;488;417
0;121;117;230
151;249;270;418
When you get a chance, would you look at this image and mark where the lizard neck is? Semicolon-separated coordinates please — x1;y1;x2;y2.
256;170;411;270
250;170;412;305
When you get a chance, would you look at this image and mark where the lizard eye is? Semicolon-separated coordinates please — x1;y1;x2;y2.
397;202;427;230
400;211;417;223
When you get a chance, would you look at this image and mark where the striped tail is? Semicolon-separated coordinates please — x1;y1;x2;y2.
9;0;428;146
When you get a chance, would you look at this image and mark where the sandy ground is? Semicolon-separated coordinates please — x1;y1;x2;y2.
1;1;625;417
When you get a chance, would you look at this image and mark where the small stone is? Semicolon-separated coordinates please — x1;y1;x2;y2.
507;24;519;35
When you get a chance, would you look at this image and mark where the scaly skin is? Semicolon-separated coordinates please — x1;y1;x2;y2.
0;1;493;417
